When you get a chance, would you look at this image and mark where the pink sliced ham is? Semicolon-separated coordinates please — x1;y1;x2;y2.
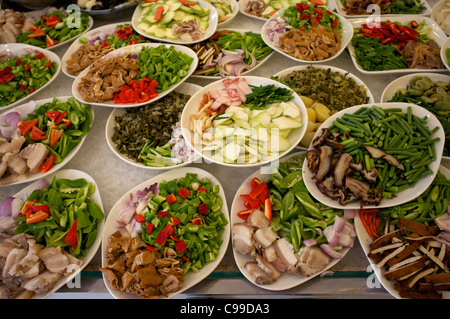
207;78;253;111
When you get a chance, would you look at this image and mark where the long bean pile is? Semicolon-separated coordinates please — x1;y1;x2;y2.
328;105;441;199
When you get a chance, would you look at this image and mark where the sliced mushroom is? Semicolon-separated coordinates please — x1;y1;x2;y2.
315;145;333;182
333;153;352;187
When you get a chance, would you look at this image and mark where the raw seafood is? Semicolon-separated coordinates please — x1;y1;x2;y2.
100;231;184;298
66;44;114;76
77;53;139;102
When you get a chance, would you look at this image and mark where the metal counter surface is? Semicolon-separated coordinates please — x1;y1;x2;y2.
0;0;448;299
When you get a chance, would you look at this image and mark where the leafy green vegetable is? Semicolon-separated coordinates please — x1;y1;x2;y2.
268;154;344;252
386;0;426;14
242;84;294;110
14;177;104;258
351;31;408;71
0;53;57;107
25;97;93;163
140;173;228;274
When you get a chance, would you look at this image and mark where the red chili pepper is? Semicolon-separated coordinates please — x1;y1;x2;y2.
39;154;55;173
191;217;203;225
197;187;206;193
28;26;45;38
156;231;167;246
24;64;30;71
171;217;181;226
331;19;339;28
102;40;110;48
157;211;170;218
299;13;308;20
178;0;195;6
146;223;155;234
45;59;52;68
175;240;186;253
166;193;177;204
35;52;46;59
198;203;208;215
240;194;261;210
20;84;27;90
237;208;253;221
46;35;58;48
55;111;67;124
249;181;268;200
162;223;175;236
311;19;320;26
17;119;38;135
178;188;191;199
45;110;61;121
29;204;50;214
410;20;419;29
134;214;146;223
15;58;21;65
50;128;63;146
26;211;49;224
64;220;78;250
30;125;46;141
145;245;157;252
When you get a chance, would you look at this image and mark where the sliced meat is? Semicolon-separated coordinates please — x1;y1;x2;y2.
247;209;271;229
232;223;255;255
293;246;331;277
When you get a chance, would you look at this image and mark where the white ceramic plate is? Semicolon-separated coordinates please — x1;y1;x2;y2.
347;16;448;74
12;169;104;299
303;102;445;210
131;0;219;45
230;151;353;291
180;75;308;167
381;73;450;160
101;167;230;299
238;0;336;21
431;0;450;35
61;21;132;79
216;0;239;26
273;64;375;107
381;73;450;104
105;82;201;170
354;165;450;299
42;15;94;51
0;43;61;113
71;43;198;108
441;36;450;72
0;96;94;187
261;7;353;64
191;28;274;79
332;0;431;18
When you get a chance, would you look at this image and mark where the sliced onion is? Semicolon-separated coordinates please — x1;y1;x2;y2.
320;244;343;259
435;211;450;232
333;216;346;232
344;209;356;219
324;226;340;247
303;238;317;247
0;197;14;217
